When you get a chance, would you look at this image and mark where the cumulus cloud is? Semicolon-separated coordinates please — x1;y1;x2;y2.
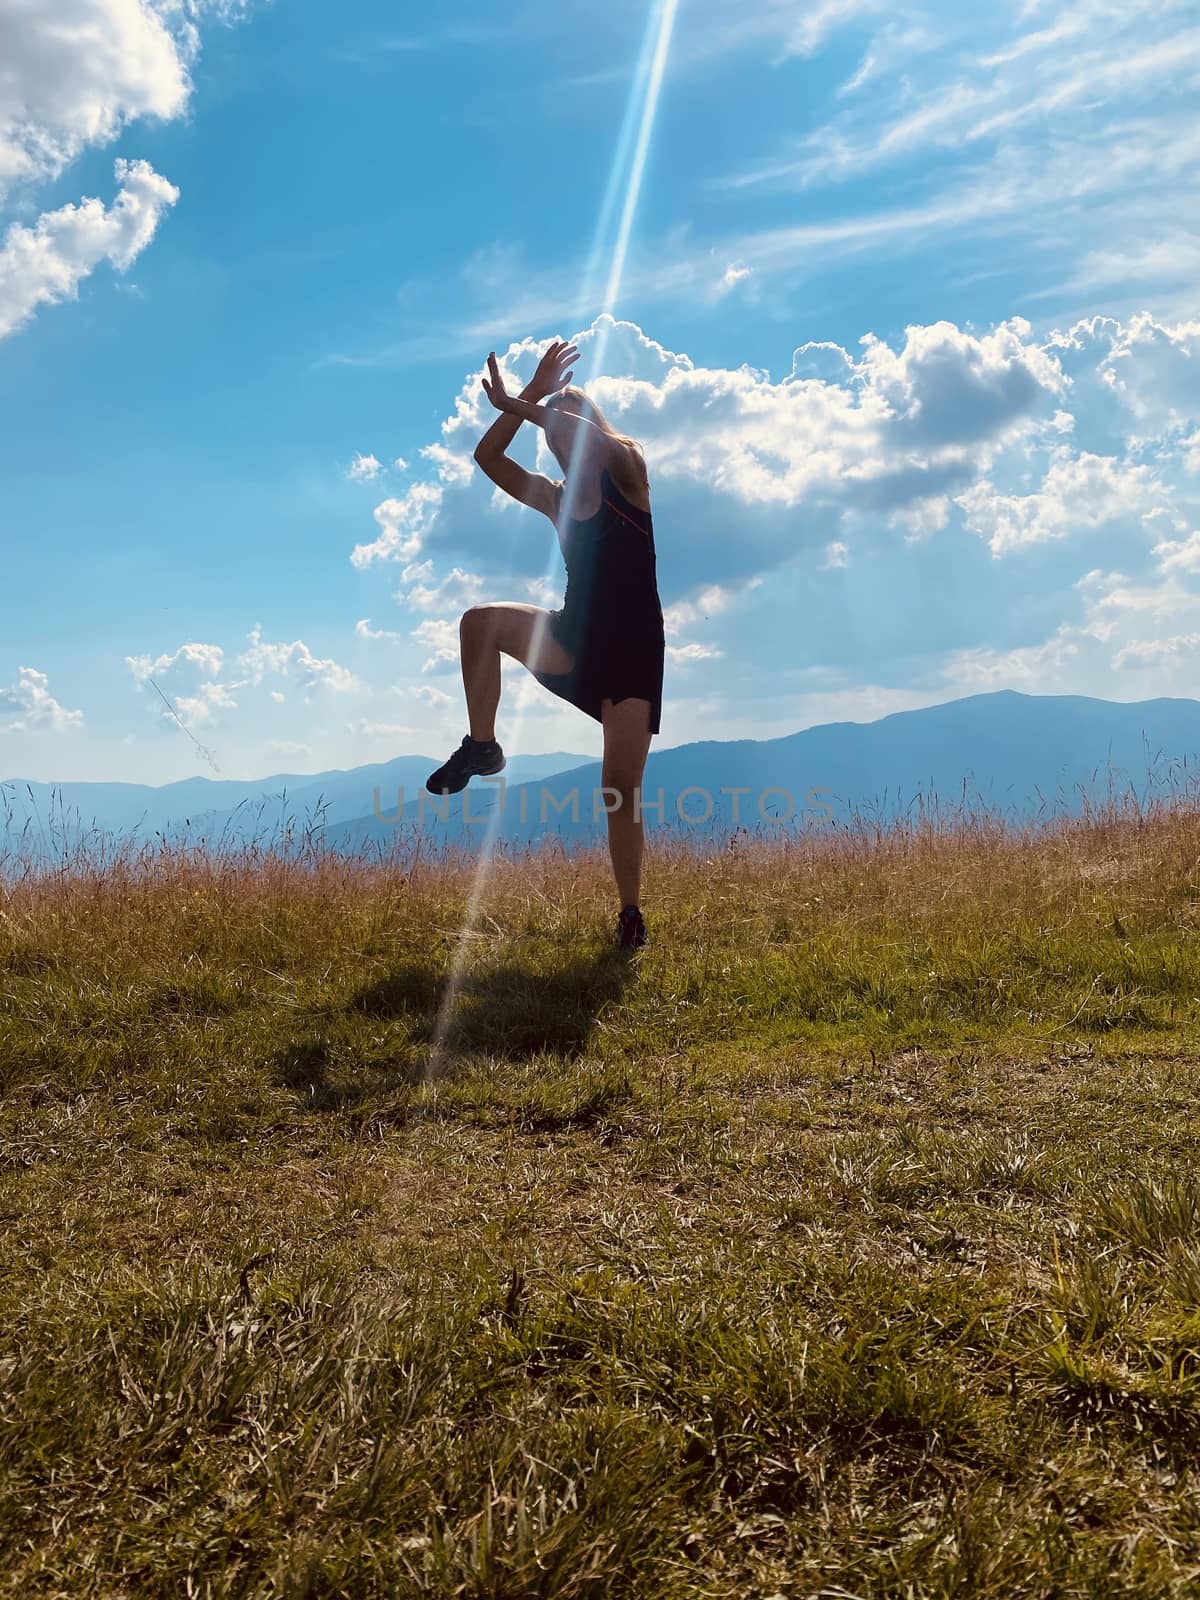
957;451;1161;555
355;618;405;642
125;639;224;683
0;0;189;195
389;314;1062;609
0;2;252;337
419;442;474;485
1154;530;1200;574
663;579;763;635
347;452;383;481
351;482;443;567
126;626;361;736
0;157;179;338
412;618;459;675
1050;313;1200;438
344;308;1200;727
858;318;1063;447
0;665;84;732
940;563;1200;702
237;626;360;693
667;641;724;664
396;562;486;614
1;1;252;193
400;683;454;708
174;679;238;726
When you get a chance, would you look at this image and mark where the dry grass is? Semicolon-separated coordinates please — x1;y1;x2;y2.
3;802;1200;1596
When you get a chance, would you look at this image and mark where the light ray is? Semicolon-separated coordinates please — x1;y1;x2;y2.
604;0;681;313
428;0;680;1070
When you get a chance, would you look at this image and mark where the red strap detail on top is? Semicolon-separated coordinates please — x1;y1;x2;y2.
603;497;652;537
564;468;652;531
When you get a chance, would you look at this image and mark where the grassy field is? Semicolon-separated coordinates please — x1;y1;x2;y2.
4;806;1200;1597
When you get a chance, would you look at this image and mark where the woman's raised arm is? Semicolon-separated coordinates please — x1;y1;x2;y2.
474;341;573;465
472;342;578;522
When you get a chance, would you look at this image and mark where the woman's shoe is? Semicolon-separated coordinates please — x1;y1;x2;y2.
425;734;506;795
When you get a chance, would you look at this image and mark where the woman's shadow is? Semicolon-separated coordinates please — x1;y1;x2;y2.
276;945;638;1110
353;945;636;1060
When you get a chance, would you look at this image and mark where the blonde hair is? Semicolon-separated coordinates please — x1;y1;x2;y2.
546;386;647;482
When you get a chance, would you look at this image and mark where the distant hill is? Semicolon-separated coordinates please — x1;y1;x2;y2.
0;750;593;850
323;691;1200;855
8;692;1200;864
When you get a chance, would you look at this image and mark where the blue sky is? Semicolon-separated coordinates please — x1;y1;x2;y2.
1;0;1199;783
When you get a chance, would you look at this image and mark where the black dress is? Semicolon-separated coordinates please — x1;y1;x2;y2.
532;466;666;735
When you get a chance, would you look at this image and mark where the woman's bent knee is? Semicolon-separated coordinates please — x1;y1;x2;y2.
459;604;494;640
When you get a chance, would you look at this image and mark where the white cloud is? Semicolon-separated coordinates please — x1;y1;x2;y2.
237;626;361;694
401;683;453;708
666;641;723;663
0;0;190;195
412;618;460;675
524;574;564;607
351;482;443;567
785;0;884;57
1113;633;1200;669
889;497;949;538
0;1;253;195
940;564;1200;700
944;629;1086;692
729;9;1200;192
419;442;474;486
355;617;404;641
347;452;383;481
266;739;312;759
125;639;223;684
0;2;252;338
344;308;1200;732
0;157;179;339
715;261;753;298
957;451;1161;554
347;719;416;740
1051;313;1200;436
415;315;1062;616
1154;531;1200;574
174;679;238;726
0;665;83;732
662;579;762;635
397;563;486;614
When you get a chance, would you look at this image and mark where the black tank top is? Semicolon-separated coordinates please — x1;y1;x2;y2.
555;467;664;658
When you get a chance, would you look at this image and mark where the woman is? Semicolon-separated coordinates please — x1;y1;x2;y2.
425;339;665;951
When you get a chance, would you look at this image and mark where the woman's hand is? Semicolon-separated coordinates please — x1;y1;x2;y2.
481;352;520;413
482;341;579;412
526;339;579;401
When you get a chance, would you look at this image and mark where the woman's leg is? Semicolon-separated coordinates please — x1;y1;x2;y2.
458;603;574;741
600;697;653;909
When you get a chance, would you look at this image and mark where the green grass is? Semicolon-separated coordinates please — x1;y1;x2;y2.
4;809;1200;1595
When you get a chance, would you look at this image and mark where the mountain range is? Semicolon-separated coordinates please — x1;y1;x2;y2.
5;691;1200;861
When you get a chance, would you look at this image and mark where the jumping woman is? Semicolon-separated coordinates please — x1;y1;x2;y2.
425;339;665;951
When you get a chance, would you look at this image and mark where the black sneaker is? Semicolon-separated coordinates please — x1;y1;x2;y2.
616;904;648;950
425;735;506;795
